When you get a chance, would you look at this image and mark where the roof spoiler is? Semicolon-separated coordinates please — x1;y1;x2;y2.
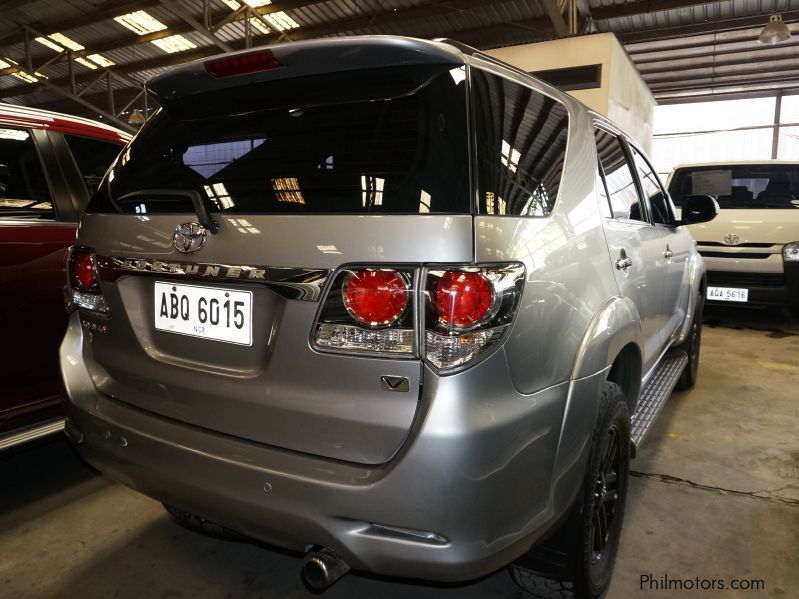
147;36;466;105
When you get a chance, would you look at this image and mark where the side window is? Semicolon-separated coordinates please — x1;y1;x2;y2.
472;69;569;216
630;146;672;225
594;128;646;223
64;134;123;196
0;127;54;220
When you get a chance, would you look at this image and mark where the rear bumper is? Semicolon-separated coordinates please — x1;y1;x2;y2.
706;264;799;308
60;314;593;582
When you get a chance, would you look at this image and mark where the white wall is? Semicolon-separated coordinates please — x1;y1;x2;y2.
486;33;655;153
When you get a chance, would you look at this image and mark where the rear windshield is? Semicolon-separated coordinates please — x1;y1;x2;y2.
668;164;799;209
88;65;470;215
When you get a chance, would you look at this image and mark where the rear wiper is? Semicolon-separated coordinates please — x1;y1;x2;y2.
116;189;220;234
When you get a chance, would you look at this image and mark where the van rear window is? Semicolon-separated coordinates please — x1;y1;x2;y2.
88;65;470;215
668;164;799;209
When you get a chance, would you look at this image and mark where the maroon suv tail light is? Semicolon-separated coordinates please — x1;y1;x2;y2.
66;247;108;313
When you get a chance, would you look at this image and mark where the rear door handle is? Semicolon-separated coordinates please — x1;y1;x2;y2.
615;249;632;271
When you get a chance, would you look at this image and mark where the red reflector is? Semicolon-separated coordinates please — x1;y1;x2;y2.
436;272;493;328
343;270;409;326
72;253;96;290
205;50;283;78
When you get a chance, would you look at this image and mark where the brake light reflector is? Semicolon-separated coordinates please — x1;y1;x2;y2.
436;271;492;328
204;49;283;78
343;270;409;327
72;252;96;290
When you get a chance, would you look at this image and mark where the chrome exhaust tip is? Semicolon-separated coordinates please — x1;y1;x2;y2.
302;547;350;592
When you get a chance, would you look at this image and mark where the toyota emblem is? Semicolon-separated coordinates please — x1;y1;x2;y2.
172;222;207;254
723;233;740;245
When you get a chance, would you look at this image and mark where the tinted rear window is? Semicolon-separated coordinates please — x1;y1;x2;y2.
668;164;799;209
88;65;470;215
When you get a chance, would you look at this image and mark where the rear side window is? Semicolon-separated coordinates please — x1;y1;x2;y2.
594;128;646;223
88;65;470;215
668;164;799;209
0;127;53;220
472;69;569;216
65;135;123;196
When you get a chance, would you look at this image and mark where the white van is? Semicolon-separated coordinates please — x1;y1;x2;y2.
667;161;799;311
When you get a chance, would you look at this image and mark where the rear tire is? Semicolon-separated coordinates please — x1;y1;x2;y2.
510;382;630;599
674;291;704;391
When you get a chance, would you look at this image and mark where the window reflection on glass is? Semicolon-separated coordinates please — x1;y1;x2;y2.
93;66;470;216
271;177;305;204
184;139;265;178
0;127;54;220
361;176;384;208
204;183;235;209
473;70;569;217
594;129;645;222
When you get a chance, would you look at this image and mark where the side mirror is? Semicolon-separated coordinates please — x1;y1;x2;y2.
680;194;719;225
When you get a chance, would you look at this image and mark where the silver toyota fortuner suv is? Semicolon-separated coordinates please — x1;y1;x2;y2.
60;37;717;599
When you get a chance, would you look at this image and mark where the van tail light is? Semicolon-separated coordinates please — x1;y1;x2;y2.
66;247;108;313
313;268;415;355
204;49;283;78
425;264;525;371
312;264;524;370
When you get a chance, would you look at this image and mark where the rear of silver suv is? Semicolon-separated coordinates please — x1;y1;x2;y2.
61;36;709;598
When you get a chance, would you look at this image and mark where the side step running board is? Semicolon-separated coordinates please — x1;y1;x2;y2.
0;418;65;451
630;351;688;451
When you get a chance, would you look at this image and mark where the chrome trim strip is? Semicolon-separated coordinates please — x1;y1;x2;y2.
0;418;65;451
107;257;329;301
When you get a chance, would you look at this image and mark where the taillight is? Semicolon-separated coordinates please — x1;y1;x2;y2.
313;267;415;355
425;265;524;371
66;247;108;313
435;271;493;328
204;49;283;78
312;263;524;370
343;270;409;326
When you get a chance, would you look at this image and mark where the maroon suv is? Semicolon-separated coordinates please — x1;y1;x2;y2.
0;104;129;450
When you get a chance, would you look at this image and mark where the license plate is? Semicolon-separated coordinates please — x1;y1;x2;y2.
154;282;252;345
706;286;748;302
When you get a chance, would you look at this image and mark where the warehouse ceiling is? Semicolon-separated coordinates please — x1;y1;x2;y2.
0;0;797;130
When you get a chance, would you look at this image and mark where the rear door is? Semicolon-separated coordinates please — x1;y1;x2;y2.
628;145;692;342
75;62;472;465
595;126;667;373
0;125;74;422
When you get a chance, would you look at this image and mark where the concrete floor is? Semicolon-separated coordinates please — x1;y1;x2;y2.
1;306;797;599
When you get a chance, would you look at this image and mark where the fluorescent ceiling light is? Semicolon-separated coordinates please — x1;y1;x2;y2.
248;18;270;34
114;11;167;35
35;37;64;52
87;53;115;68
221;0;241;8
262;11;299;31
74;56;98;70
243;0;272;7
150;34;196;54
47;32;84;51
12;71;39;83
